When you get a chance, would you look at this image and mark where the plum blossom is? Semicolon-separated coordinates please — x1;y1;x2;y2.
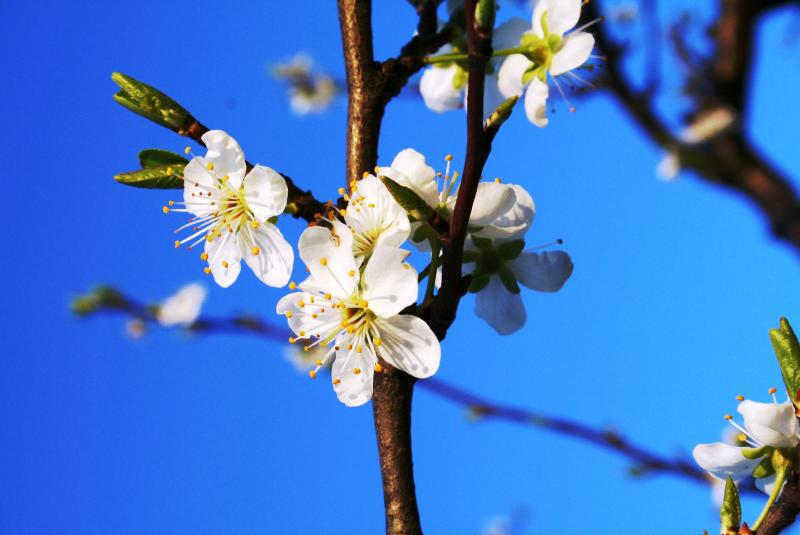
164;130;294;288
378;149;517;229
272;54;338;116
420;19;529;115
467;185;573;334
497;0;596;126
157;283;207;327
277;226;440;407
340;174;411;261
693;394;799;496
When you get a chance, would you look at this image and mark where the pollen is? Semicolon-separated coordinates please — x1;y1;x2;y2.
348;269;355;277
374;338;382;347
184;146;192;154
298;300;305;308
308;370;317;379
289;337;296;344
200;252;209;261
299;330;306;336
174;240;181;248
769;387;777;395
162;206;170;214
315;359;323;366
445;154;453;161
251;246;260;255
340;209;347;216
735;395;744;401
324;293;331;300
338;187;345;195
204;267;212;274
333;377;341;385
222;260;229;268
494;177;501;183
168;200;175;206
402;263;411;270
374;363;383;373
362;171;370;178
289;281;297;290
286;311;293;318
724;414;733;420
250;221;260;229
320;258;328;266
347;344;353;350
206;162;215;171
353;367;362;375
360;300;368;308
356;345;363;353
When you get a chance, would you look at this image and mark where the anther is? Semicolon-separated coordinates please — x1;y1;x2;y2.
374;363;383;373
168;200;175;206
374;338;382;347
174;240;181;249
338;187;345;195
356;345;363;353
324;293;331;300
348;269;355;277
289;337;296;344
289;282;297;290
162;206;170;214
309;370;317;379
353;368;362;375
362;171;370;178
222;260;229;268
203;267;212;274
206;162;214;171
724;414;733;420
333;377;341;385
736;395;745;401
200;252;209;261
286;311;293;318
250;221;260;229
769;387;777;395
315;359;323;366
320;258;328;266
251;246;260;255
445;154;453;161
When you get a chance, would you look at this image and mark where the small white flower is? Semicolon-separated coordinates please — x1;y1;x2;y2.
467;185;572;335
693;395;800;495
498;0;596;126
273;54;338;116
656;151;680;181
378;149;517;229
420;19;529;116
655;108;735;180
165;130;294;288
157;283;207;327
277;229;440;407
342;174;411;261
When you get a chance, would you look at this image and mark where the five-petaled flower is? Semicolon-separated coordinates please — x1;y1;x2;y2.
164;130;294;288
498;0;596;127
693;394;799;495
157;283;207;327
277;225;441;406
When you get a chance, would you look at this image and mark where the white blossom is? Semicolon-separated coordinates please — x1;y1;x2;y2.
693;396;799;495
273;54;338;116
497;0;595;127
165;130;294;288
655;108;736;180
157;283;207;327
277;227;440;406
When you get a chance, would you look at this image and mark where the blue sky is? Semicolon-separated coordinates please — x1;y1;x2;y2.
2;1;799;533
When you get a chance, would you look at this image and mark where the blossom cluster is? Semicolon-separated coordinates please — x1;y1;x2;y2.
164;131;572;405
420;0;597;127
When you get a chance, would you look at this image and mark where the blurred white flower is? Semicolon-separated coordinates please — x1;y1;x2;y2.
282;343;328;373
125;318;147;339
165;130;294;288
157;283;207;327
273;54;338;116
655;108;736;180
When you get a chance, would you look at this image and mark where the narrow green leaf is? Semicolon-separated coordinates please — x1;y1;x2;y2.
114;164;183;189
497;240;525;261
138;149;189;169
379;175;434;220
111;72;190;130
720;476;741;533
769;317;800;404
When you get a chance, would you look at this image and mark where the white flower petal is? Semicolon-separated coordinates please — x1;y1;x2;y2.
524;77;549;127
200;130;246;188
243;165;288;221
242;222;294;288
379;149;440;208
511;251;573;292
276;292;339;337
692;442;760;480
377;314;441;378
493;18;530;51
469;182;517;225
332;346;374;407
362;246;417;318
474;277;527;335
533;0;582;37
550;31;595;76
204;232;242;288
157;283;206;327
420;65;463;113
755;474;783;496
182;158;219;218
738;400;800;447
298;225;359;299
498;54;533;98
477;184;536;240
465;72;506;120
657;151;680;181
345;174;410;254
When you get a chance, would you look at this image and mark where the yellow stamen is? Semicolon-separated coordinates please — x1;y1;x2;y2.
289;281;297;290
251;246;260;255
353;367;362;375
206;162;214;171
309;370;317;379
348;269;355;277
200;252;209;261
374;363;383;373
333;377;341;385
162;206;170;214
320;258;328;266
374;338;382;347
286;311;293;318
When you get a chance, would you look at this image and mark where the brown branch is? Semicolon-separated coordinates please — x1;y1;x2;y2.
587;0;800;252
756;471;800;535
74;288;762;495
430;0;494;340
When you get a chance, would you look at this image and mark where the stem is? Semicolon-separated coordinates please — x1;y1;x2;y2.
422;238;440;306
754;469;788;531
424;46;528;65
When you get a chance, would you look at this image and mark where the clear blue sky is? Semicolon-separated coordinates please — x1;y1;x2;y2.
2;1;799;533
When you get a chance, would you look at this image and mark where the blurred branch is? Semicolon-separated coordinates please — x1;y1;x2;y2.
73;285;763;496
586;0;800;252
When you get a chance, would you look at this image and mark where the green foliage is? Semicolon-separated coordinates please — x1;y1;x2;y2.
112;72;190;130
138;149;189;169
379;175;435;221
720;477;741;534
115;164;183;189
769;317;800;404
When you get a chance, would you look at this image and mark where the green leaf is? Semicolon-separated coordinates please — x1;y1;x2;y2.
469;273;490;293
379;175;434;221
114;164;183;189
769;317;800;404
112;72;190;130
497;240;525;260
720;476;741;534
138;149;189;169
498;266;520;294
